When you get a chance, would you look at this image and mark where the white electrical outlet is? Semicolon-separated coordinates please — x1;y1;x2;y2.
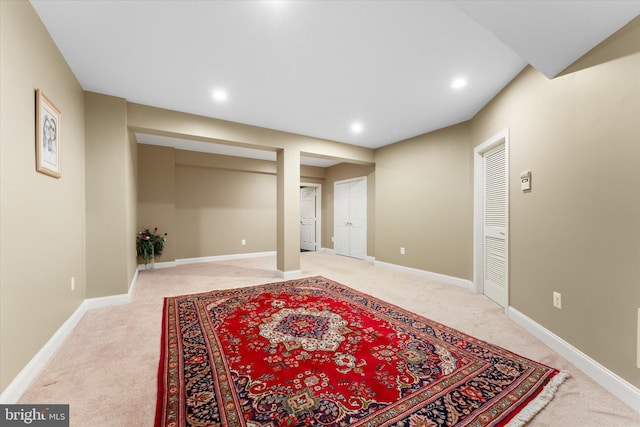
241;239;246;245
331;236;334;242
400;247;405;255
71;277;75;291
553;291;561;309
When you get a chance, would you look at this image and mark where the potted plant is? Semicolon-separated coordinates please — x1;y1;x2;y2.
136;227;167;268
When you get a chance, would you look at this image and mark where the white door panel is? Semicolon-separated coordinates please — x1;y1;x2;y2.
482;143;508;307
334;178;367;260
300;187;317;251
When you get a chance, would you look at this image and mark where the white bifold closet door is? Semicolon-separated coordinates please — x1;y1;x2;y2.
334;178;366;260
483;144;508;307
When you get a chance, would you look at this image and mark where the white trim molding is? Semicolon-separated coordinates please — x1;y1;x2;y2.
508;306;640;413
0;290;132;404
0;301;87;404
278;269;302;280
375;260;473;291
138;261;176;270
176;251;276;266
1;270;140;404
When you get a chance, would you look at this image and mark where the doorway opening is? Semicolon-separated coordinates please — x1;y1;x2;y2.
300;183;322;252
474;129;509;310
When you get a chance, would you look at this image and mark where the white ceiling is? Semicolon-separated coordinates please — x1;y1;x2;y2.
31;0;639;164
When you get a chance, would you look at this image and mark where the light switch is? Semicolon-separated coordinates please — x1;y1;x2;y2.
520;171;531;191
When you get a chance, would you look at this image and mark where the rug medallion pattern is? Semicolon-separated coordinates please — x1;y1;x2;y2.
156;277;565;427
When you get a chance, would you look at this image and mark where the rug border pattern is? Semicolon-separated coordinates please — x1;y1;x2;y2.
155;276;565;427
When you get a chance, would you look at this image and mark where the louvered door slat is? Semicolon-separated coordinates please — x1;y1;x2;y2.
483;143;508;307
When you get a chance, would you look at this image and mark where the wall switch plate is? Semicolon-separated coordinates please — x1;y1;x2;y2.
553;291;561;309
71;277;75;291
241;239;246;245
400;247;405;255
520;170;531;191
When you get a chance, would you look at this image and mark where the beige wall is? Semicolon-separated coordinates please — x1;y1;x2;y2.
374;123;473;279
85;92;136;297
176;153;277;258
129;103;373;273
138;145;326;262
323;164;376;256
0;1;86;392
137;146;380;264
137;144;176;261
470;20;640;387
125;131;138;284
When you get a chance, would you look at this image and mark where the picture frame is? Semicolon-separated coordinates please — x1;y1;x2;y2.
35;89;61;178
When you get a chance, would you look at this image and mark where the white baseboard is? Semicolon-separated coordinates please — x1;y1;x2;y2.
128;268;139;297
0;295;129;403
0;274;138;404
320;247;335;254
0;300;87;404
278;269;302;280
374;260;473;290
508;306;640;413
175;251;277;266
137;261;176;270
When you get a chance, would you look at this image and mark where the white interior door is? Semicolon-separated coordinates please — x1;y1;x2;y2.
347;179;367;260
300;187;316;251
334;178;367;260
482;143;508;307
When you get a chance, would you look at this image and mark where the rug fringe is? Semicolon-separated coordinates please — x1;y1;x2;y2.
505;370;571;427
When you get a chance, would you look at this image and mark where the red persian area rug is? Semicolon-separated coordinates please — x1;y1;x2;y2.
155;276;569;427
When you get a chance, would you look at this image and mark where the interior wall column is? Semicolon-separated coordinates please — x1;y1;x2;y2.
85;92;130;297
277;148;301;278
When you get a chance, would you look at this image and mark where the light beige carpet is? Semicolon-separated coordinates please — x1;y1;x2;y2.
18;252;640;426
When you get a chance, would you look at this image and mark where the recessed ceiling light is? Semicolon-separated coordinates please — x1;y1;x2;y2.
451;78;468;89
351;122;364;134
212;89;227;101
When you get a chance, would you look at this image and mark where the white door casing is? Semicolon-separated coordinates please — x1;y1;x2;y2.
334;177;367;260
474;129;509;309
300;187;317;251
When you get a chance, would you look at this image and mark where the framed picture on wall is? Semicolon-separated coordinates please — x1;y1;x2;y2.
35;89;61;178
